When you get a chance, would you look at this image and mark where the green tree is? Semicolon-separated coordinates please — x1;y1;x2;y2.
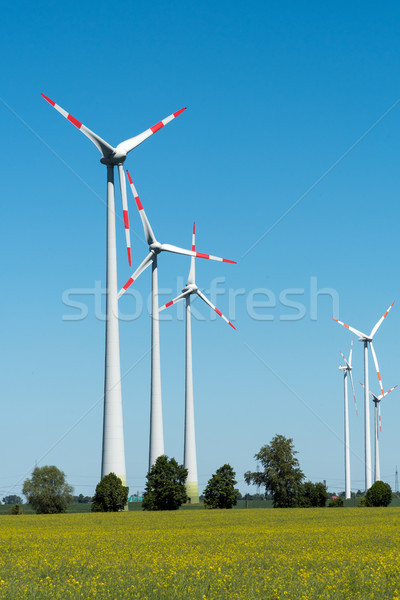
298;481;329;507
22;466;73;514
77;494;91;503
2;495;23;505
91;473;129;512
365;481;392;507
245;435;304;508
204;464;240;509
142;455;188;511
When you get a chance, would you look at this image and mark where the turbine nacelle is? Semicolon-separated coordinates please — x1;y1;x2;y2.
100;150;127;166
150;241;163;254
182;283;198;294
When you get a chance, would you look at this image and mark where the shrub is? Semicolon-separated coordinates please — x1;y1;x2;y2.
298;481;329;507
8;504;24;515
365;481;392;507
328;497;344;507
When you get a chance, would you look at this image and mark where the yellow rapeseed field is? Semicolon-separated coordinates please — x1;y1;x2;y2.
0;507;399;599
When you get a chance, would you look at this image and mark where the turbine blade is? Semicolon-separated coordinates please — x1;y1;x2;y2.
349;339;353;367
370;301;395;338
118;252;153;298
380;384;398;400
116;108;187;155
161;243;236;264
332;318;367;339
348;370;358;415
384;384;398;396
196;290;236;330
126;171;156;245
340;350;351;370
159;290;191;312
118;165;131;266
187;222;196;285
370;341;384;398
41;94;115;157
360;381;379;402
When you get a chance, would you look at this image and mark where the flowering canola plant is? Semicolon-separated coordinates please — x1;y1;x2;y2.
0;507;399;599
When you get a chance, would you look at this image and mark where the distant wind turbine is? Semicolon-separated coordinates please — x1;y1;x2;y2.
338;340;357;499
119;174;236;470
159;223;236;503
333;301;394;491
42;94;186;484
360;383;398;482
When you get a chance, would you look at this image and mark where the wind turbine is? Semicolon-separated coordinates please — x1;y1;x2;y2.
360;383;398;482
338;340;357;500
158;223;236;503
42;94;186;485
119;173;236;470
333;301;395;491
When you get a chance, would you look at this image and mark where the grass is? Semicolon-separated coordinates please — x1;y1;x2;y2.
1;495;399;515
1;507;400;599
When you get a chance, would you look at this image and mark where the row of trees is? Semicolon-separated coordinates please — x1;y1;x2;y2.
15;434;393;513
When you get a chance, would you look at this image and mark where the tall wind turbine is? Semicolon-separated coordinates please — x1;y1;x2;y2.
42;94;186;484
338;340;357;500
333;301;395;491
119;173;236;470
360;383;398;482
159;223;236;503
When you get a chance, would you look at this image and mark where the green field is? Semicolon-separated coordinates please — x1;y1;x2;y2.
1;495;400;515
0;507;400;599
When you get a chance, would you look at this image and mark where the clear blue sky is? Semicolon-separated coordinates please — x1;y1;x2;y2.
1;0;400;498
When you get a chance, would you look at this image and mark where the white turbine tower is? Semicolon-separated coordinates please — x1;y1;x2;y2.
360;383;398;482
42;94;186;484
159;223;236;503
333;301;395;491
338;340;357;500
119;173;236;470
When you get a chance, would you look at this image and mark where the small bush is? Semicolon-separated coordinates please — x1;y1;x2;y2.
365;481;392;507
8;504;24;515
328;497;344;507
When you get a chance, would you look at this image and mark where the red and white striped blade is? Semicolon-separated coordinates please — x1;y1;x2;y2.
187;222;196;285
370;301;395;338
349;339;353;368
340;350;350;370
196;290;236;330
370;341;384;399
332;318;367;339
360;381;380;402
41;94;114;158
379;384;398;401
126;170;155;245
161;243;236;264
118;252;153;299
359;381;379;402
116;108;187;156
118;165;131;266
383;384;398;397
378;403;382;432
348;370;358;415
159;290;191;313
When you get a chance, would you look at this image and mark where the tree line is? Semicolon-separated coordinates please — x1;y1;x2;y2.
7;434;393;514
